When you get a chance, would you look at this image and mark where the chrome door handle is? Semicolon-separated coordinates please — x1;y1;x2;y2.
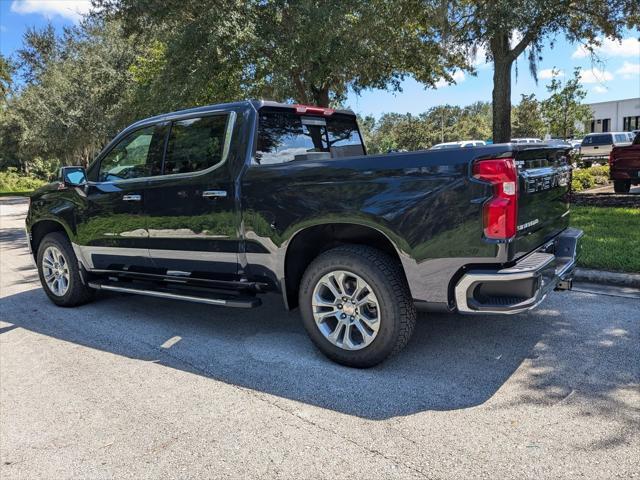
122;194;142;201
202;190;227;198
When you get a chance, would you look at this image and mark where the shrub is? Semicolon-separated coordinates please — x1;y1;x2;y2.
0;168;47;193
571;165;610;192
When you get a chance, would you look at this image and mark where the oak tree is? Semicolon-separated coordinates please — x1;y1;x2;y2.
437;0;639;142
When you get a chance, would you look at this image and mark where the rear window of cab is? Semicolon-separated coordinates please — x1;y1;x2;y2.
582;134;612;145
255;108;364;165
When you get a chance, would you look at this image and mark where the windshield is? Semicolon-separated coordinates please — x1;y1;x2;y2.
255;108;365;165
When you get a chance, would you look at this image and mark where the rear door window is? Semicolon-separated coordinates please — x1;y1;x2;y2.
614;134;627;142
163;115;229;175
255;109;364;165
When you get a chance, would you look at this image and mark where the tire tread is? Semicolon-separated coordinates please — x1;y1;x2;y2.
299;244;416;367
37;232;94;307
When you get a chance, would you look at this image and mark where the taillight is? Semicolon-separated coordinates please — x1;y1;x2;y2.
473;158;518;240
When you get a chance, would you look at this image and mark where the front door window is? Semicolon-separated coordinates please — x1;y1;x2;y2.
98;126;166;182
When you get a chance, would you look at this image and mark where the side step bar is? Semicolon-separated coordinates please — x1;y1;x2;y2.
88;281;261;308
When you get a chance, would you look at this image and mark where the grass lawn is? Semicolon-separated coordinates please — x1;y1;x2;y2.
571;206;640;273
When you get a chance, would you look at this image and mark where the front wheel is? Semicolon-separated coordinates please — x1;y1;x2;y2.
36;232;94;307
613;180;631;193
299;245;416;368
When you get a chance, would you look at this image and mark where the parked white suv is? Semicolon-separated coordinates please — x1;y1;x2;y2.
430;140;486;149
580;132;633;158
511;138;543;144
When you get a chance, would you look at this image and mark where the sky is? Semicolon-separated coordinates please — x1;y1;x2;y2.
1;0;639;118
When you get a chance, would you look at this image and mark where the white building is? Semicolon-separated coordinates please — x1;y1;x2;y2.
584;98;640;133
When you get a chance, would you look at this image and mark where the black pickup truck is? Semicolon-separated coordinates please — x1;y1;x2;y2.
25;100;582;367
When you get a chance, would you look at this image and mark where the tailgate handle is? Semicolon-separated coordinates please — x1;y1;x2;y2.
203;190;227;198
122;194;142;202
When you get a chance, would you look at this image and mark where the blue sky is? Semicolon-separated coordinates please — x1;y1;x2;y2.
1;0;639;118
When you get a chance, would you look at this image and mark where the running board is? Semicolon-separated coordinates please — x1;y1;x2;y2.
88;281;261;308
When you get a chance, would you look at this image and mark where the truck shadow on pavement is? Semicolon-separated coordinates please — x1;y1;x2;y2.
1;223;637;427
3;287;550;419
2;282;627;423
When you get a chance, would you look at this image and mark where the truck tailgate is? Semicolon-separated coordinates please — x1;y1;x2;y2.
513;146;572;258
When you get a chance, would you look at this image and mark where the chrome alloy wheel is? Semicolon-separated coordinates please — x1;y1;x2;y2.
42;246;70;297
311;270;381;351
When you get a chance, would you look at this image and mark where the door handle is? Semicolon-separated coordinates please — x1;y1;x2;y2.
122;194;142;201
202;190;227;198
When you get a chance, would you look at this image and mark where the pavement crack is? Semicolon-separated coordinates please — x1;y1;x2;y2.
251;395;434;480
136;339;433;478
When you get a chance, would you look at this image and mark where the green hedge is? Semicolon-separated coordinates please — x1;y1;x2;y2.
571;165;610;192
0;169;47;194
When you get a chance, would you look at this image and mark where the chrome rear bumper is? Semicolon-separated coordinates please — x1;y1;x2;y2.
454;228;583;314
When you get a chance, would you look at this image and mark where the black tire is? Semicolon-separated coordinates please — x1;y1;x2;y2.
298;245;416;368
36;232;94;307
613;180;631;193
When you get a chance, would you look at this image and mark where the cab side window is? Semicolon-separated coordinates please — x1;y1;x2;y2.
98;125;166;182
163;115;228;175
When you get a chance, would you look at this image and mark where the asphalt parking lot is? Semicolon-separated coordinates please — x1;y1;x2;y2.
1;196;638;479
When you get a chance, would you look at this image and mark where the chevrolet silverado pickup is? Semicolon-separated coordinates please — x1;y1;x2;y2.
25;100;582;367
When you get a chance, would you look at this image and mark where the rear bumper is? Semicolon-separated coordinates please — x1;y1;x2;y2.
454;228;583;314
610;171;640;182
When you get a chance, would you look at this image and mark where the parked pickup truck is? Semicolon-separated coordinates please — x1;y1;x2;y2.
25;100;582;367
609;132;640;193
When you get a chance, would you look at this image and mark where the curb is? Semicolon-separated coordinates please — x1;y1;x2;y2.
574;268;640;289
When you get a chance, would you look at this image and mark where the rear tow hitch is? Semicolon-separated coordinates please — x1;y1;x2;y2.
555;279;573;291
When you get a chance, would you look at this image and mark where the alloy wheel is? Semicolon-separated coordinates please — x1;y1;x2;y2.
42;246;70;297
311;270;381;351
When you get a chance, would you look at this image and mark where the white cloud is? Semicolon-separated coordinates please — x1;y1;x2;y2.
435;71;465;89
0;25;7;33
592;85;608;94
10;0;92;21
572;37;640;59
580;68;614;84
616;61;640;79
539;68;564;80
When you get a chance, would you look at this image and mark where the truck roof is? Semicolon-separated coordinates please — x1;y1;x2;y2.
128;100;356;131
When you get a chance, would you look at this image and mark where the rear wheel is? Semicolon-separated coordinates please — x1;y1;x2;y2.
613;180;631;193
37;232;94;307
299;245;416;368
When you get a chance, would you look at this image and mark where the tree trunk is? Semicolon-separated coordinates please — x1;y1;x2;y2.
490;33;513;143
492;59;512;143
311;86;330;107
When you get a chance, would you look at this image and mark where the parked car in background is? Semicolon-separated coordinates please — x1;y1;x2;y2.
430;140;486;149
609;132;640;193
567;140;582;153
580;132;632;159
511;138;543;144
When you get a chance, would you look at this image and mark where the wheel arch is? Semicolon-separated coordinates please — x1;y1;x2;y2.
30;219;72;258
282;223;407;310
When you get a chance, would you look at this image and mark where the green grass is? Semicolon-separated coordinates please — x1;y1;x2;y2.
571;206;640;273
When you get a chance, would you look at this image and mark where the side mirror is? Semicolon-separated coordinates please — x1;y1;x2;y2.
60;166;87;187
